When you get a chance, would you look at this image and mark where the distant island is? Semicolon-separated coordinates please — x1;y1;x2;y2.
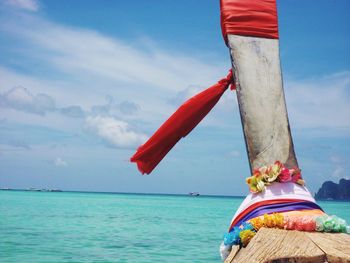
315;178;350;200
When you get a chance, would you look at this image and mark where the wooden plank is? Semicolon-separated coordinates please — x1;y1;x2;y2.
231;228;326;263
227;34;298;171
307;232;350;263
224;245;240;263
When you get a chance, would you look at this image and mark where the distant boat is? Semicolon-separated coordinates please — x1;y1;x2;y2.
50;189;63;192
189;192;200;196
26;188;41;191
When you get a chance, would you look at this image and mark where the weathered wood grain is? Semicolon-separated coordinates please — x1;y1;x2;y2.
224;245;240;263
226;228;350;263
230;228;326;263
228;34;298;172
307;232;350;263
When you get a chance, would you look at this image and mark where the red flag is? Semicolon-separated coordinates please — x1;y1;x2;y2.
130;70;234;174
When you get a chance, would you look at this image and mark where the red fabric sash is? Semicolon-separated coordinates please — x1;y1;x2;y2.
131;1;280;174
220;0;279;45
130;70;234;174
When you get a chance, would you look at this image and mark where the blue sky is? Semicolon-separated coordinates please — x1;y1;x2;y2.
0;0;349;195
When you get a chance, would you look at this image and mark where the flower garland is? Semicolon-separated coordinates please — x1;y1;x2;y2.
316;215;349;233
223;222;256;247
223;213;350;248
246;161;304;193
223;161;349;249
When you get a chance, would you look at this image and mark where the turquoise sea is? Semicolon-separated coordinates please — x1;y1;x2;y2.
1;190;350;263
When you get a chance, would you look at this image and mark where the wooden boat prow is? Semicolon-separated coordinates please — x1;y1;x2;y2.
225;228;350;263
221;1;350;262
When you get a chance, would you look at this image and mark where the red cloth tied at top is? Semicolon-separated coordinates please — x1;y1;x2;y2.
221;0;279;45
130;70;234;174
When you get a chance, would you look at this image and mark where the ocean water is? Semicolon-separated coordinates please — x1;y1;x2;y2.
1;191;349;263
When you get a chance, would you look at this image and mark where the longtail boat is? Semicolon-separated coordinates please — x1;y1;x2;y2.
131;1;350;262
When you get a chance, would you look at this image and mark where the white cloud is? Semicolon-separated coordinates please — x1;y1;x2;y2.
0;86;86;118
330;154;350;180
0;67;95;109
5;0;38;11
227;150;241;158
332;166;349;180
285;71;350;131
0;86;55;115
85;116;148;148
91;96;140;117
0;15;228;131
54;157;67;167
1;9;349;152
4;16;225;94
60;106;85;118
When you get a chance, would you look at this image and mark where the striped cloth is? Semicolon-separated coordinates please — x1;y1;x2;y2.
229;182;324;231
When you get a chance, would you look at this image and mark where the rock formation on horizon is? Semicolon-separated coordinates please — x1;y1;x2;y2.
315;178;350;200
